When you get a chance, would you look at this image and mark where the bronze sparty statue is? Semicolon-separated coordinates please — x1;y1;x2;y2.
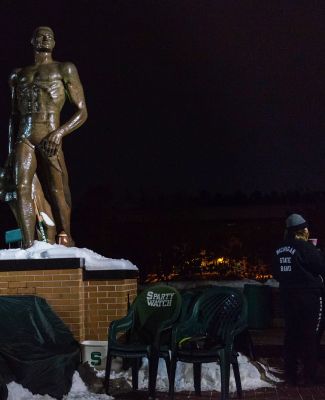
4;26;87;248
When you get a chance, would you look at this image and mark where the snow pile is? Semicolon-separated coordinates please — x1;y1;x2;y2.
5;354;280;399
264;278;279;288
0;241;138;271
62;372;112;400
101;354;281;393
7;372;113;400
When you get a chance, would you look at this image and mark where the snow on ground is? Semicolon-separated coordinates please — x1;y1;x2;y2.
103;354;280;393
0;241;138;271
7;372;113;399
6;354;280;400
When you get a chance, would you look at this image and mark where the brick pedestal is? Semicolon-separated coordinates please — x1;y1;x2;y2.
0;258;138;341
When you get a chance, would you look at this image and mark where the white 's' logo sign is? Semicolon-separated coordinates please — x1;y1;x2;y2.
146;291;175;307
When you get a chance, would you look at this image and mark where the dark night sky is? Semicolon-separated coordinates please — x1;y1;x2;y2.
0;0;325;202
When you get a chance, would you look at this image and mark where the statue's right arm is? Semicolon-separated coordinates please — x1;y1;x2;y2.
8;69;20;160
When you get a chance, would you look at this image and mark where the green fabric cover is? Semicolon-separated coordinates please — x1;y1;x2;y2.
131;285;181;344
0;296;80;399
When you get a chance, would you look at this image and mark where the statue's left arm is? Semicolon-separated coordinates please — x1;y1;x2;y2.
41;62;88;156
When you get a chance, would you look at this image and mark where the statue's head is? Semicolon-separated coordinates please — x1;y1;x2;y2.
31;26;55;53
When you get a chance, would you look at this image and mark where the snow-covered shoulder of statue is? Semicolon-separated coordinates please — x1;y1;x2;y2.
0;241;138;271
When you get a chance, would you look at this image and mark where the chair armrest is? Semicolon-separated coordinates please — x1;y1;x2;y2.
153;313;182;349
108;311;134;342
171;318;205;351
227;295;248;339
224;320;249;349
232;322;248;338
231;308;248;338
151;293;182;349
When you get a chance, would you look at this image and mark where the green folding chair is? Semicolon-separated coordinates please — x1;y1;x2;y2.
169;286;248;400
104;284;182;399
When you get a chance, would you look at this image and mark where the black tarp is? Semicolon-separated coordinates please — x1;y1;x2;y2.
0;295;80;399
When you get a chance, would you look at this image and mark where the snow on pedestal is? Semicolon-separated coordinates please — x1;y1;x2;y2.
0;241;138;271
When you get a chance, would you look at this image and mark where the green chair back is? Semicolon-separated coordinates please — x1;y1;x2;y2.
179;287;205;321
206;289;245;343
176;286;247;346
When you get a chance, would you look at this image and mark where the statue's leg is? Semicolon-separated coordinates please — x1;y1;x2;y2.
13;142;37;248
38;147;74;246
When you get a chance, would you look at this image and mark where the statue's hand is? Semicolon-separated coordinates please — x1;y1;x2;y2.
39;130;63;157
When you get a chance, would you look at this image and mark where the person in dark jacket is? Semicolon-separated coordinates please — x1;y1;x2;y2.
273;213;325;386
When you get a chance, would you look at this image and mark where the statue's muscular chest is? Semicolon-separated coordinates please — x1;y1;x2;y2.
16;65;65;110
